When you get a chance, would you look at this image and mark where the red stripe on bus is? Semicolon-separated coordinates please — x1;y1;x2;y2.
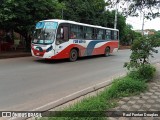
51;44;86;59
92;41;118;55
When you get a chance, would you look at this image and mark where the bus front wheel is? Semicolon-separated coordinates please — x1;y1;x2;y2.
69;49;78;62
104;47;110;57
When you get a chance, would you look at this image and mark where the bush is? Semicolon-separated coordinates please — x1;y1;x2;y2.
155;39;160;47
106;76;147;99
128;64;156;81
124;36;158;70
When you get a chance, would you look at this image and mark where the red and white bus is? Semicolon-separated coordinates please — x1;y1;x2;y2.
31;19;119;61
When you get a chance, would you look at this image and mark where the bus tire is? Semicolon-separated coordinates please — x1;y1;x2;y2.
69;49;78;62
104;47;110;57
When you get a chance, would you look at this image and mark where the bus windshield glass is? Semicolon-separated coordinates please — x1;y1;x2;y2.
33;22;58;44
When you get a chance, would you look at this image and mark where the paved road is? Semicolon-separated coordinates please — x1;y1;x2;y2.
0;48;160;111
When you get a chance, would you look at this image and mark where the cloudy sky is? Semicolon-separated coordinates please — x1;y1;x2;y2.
126;16;160;31
106;1;160;31
107;1;160;31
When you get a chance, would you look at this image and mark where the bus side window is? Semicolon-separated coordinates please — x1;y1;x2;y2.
63;27;69;41
84;27;92;39
56;25;69;44
117;31;119;40
111;30;115;40
116;31;119;40
113;31;117;40
92;28;96;40
96;29;104;40
70;24;78;39
105;30;111;40
57;27;63;39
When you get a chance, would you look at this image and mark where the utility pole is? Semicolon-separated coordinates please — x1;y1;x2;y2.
62;8;64;19
141;12;145;36
114;3;118;29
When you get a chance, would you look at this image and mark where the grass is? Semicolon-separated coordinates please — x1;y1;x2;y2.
39;75;148;120
127;64;156;81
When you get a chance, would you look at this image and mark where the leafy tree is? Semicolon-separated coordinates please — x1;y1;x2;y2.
0;0;64;50
59;0;106;25
59;0;127;43
121;24;142;45
107;0;160;18
153;30;160;38
0;0;140;50
120;24;133;45
150;33;160;47
123;35;160;81
124;36;159;70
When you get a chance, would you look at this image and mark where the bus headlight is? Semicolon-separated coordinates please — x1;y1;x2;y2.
46;45;53;52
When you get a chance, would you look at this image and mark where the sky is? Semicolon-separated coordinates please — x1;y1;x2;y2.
106;1;160;31
105;1;160;31
126;16;160;31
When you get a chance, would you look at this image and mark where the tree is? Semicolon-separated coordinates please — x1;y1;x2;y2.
120;24;142;45
124;36;159;81
62;0;137;46
124;36;159;70
0;0;64;50
153;30;160;38
59;0;106;25
107;0;160;18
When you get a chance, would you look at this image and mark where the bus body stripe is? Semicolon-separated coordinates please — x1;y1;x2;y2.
92;41;119;55
84;40;105;56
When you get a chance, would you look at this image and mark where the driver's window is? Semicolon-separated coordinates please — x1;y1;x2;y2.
56;24;69;45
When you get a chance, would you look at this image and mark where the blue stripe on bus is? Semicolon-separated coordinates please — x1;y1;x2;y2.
84;40;105;56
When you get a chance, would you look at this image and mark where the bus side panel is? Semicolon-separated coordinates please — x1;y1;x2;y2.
51;44;85;59
92;41;119;55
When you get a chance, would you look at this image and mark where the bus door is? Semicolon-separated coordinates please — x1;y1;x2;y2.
55;23;69;58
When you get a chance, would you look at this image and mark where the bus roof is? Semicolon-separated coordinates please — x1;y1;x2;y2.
41;19;119;31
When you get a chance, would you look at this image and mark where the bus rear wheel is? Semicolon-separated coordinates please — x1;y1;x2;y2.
69;49;78;62
104;47;110;57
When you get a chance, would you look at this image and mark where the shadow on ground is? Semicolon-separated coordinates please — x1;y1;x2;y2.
34;55;116;64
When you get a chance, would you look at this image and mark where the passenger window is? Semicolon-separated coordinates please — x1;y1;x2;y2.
84;27;93;39
56;24;69;45
70;25;84;39
114;31;118;40
111;31;115;40
105;30;111;40
112;31;118;40
96;29;104;40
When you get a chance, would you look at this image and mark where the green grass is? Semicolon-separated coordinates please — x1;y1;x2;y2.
105;76;147;99
39;73;150;120
127;64;156;81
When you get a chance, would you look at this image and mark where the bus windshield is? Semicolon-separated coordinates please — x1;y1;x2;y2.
32;22;58;45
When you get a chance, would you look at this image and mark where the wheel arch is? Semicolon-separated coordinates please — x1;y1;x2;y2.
104;46;111;57
71;47;80;57
105;46;110;53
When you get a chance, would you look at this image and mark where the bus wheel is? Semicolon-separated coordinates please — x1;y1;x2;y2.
104;47;110;57
69;49;78;62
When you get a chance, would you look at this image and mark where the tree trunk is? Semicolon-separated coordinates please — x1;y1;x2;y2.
24;34;31;52
15;29;31;52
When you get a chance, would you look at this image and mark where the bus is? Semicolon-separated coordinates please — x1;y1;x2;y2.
31;19;119;61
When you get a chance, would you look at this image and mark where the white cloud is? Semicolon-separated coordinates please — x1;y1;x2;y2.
106;1;160;31
126;16;160;31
